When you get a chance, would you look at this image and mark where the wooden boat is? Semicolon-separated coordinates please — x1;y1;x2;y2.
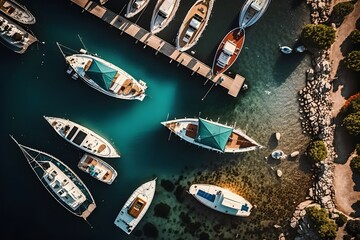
44;116;121;158
176;0;214;52
239;0;271;29
211;27;245;76
150;0;180;34
78;154;118;184
125;0;150;18
161;117;263;153
57;43;147;101
0;14;37;54
11;136;96;220
114;178;157;234
0;0;35;25
189;184;252;217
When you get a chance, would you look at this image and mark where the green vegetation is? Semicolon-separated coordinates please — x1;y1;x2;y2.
356;144;360;155
345;219;360;239
301;24;336;50
350;29;360;45
308;140;328;162
350;156;360;173
330;2;354;25
336;213;348;227
344;50;360;72
342;111;360;136
306;206;337;239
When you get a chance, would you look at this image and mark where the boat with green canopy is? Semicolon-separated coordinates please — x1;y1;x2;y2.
161;117;263;153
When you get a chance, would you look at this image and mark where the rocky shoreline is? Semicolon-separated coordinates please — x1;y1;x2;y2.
288;0;340;239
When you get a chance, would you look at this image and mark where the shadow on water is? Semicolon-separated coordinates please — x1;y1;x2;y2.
272;52;306;86
298;154;313;173
291;0;305;9
267;133;279;149
350;200;360;218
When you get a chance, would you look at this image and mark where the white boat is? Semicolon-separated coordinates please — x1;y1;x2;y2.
114;178;157;234
280;46;292;54
175;0;214;52
0;0;36;25
0;14;37;54
295;45;306;53
150;0;180;34
271;150;285;160
44;116;121;158
238;0;271;29
78;154;118;184
125;0;150;18
189;184;252;217
57;43;147;101
161;117;263;153
11;136;96;219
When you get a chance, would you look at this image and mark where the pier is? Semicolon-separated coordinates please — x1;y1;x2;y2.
69;0;245;97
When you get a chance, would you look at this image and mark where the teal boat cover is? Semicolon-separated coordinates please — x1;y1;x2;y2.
86;58;118;90
195;118;233;152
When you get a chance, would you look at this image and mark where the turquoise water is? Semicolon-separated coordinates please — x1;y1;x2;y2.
2;0;313;239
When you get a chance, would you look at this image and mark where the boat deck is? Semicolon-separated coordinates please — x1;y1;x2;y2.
69;0;245;97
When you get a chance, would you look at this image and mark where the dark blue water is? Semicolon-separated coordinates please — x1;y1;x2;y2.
2;0;313;239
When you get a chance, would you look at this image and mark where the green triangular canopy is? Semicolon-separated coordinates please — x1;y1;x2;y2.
85;59;118;90
195;118;233;152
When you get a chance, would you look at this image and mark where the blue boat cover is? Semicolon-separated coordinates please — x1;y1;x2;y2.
197;189;216;202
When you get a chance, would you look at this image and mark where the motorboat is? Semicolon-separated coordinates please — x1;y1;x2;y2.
150;0;180;34
125;0;150;18
114;178;157;234
0;0;36;24
212;27;245;76
161;117;263;153
189;184;252;217
271;150;285;160
175;0;214;52
280;46;292;54
44;116;121;158
239;0;271;29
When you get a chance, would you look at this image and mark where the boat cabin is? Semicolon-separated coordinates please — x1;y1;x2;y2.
128;197;147;218
159;0;174;18
217;40;236;68
183;14;202;43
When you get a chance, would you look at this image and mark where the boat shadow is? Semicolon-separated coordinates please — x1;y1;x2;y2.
267;133;279;150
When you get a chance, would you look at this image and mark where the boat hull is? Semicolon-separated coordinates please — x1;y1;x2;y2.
211;28;245;76
125;0;150;18
114;179;156;234
44;116;120;158
0;0;36;24
189;184;252;217
239;0;271;28
150;0;180;34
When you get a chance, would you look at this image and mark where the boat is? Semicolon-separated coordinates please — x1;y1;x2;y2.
57;43;148;101
125;0;150;18
271;150;285;160
161;117;263;153
44;116;120;158
295;45;306;53
10;136;96;219
114;178;157;234
188;184;252;217
78;154;118;184
0;14;37;54
238;0;271;29
211;27;245;76
0;0;36;25
280;46;292;54
175;0;214;52
150;0;180;34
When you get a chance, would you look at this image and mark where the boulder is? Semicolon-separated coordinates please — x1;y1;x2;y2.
290;151;300;158
275;132;281;141
277;169;283;178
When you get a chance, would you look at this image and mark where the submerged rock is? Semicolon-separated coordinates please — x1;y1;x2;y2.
174;185;186;202
199;232;210;240
143;222;158;238
154;202;170;218
161;179;175;192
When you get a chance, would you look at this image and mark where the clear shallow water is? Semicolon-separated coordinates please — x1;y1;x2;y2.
2;0;312;239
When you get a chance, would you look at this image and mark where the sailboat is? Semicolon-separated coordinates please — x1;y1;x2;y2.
0;0;36;25
161;117;263;153
150;0;180;34
125;0;150;18
211;27;245;76
238;0;271;29
176;0;214;52
11;136;96;220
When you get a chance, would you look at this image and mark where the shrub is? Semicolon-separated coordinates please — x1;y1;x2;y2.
336;213;348;227
356;144;360;155
308;140;328;162
301;24;336;50
344;50;360;72
342;111;360;136
350;156;360;173
345;219;360;238
341;93;360;113
331;2;355;25
306;206;338;239
350;29;360;45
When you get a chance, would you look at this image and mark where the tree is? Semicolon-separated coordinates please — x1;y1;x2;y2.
306;206;338;239
350;29;360;45
342;111;360;136
330;2;355;25
301;24;336;50
308;140;328;162
345;220;360;239
336;213;348;227
350;156;360;173
344;50;360;72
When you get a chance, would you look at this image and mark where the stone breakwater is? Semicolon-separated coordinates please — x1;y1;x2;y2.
307;0;331;24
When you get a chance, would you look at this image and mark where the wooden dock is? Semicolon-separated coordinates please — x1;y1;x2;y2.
69;0;245;97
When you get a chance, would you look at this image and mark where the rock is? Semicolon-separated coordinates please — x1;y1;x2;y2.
275;132;281;141
154;202;170;218
277;169;283;178
143;222;158;238
278;233;286;240
290;151;300;158
160;179;175;192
